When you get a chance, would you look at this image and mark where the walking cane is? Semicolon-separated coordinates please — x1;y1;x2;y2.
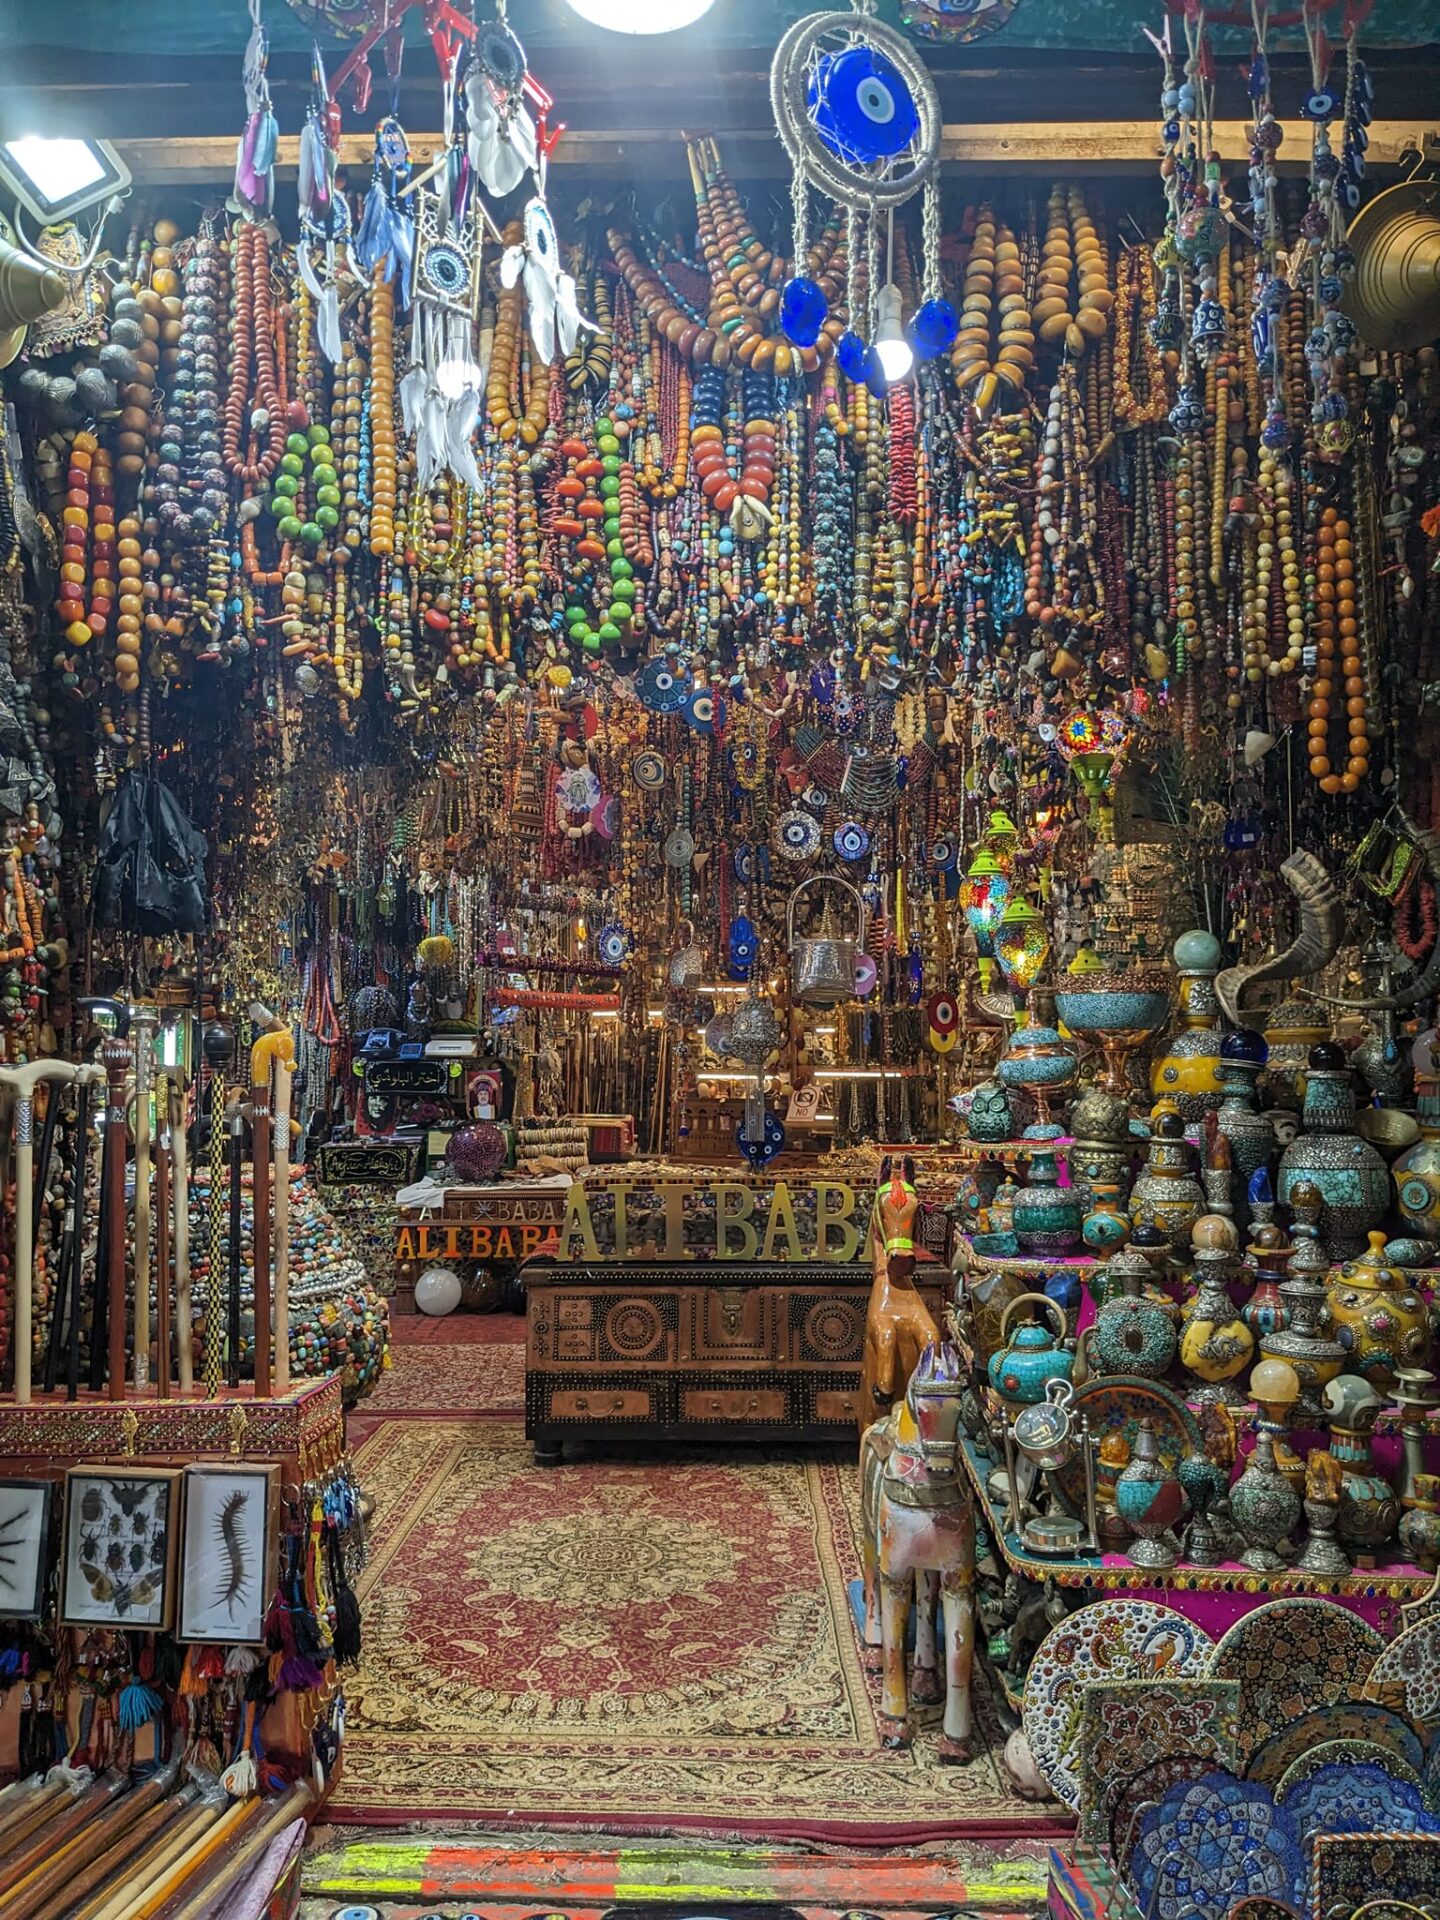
272;1054;293;1393
101;1034;130;1401
248;1015;293;1398
224;1093;244;1392
153;1067;171;1399
0;1062;80;1403
61;1075;100;1400
170;1054;192;1394
76;1000;129;1395
200;1023;231;1396
248;1060;271;1400
129;1005;158;1392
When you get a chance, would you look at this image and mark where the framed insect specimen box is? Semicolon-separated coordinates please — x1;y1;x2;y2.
177;1464;279;1646
0;1479;54;1620
61;1468;180;1631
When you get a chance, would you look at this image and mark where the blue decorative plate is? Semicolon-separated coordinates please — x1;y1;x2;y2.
1130;1771;1303;1920
930;834;958;871
834;821;869;861
685;689;714;733
1278;1760;1439;1838
636;658;691;714
776;809;821;861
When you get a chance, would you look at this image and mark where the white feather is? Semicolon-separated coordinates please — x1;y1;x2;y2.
499;245;525;291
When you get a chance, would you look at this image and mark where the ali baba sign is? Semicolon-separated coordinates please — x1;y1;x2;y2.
394;1177;867;1265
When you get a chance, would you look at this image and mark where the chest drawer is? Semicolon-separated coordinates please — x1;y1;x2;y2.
549;1388;654;1421
814;1387;863;1424
681;1387;787;1423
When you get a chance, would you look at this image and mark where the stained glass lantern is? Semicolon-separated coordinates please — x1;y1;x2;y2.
995;894;1050;997
1056;708;1126;841
960;846;1010;990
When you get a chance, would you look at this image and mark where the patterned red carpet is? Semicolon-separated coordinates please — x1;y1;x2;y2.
338;1333;1060;1841
363;1317;525;1414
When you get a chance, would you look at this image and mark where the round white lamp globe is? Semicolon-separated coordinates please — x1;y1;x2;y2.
414;1264;463;1316
562;0;718;32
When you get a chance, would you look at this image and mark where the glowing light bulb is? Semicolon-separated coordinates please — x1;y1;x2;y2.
873;283;914;385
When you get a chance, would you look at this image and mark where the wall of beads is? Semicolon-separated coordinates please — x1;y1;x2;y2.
2;71;1438;1160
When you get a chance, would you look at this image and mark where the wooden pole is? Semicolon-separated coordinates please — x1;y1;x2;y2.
200;1023;232;1397
60;1787;202;1920
102;1035;130;1400
172;1067;192;1394
79;1800;220;1920
110;1794;262;1920
249;1073;271;1401
154;1069;171;1399
130;1006;157;1392
272;1058;292;1394
153;1784;309;1920
0;1062;79;1403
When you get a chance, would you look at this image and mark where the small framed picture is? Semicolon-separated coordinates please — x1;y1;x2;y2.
178;1465;279;1645
0;1479;53;1620
61;1468;180;1631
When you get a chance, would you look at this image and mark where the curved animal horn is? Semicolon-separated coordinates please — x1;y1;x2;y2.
1215;849;1343;1027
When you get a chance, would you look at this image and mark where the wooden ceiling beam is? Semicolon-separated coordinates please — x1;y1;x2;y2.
113;119;1432;184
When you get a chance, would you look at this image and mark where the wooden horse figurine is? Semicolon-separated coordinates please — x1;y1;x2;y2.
859;1339;976;1761
859;1154;939;1431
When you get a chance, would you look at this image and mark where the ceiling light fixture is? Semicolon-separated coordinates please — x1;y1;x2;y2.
562;0;718;32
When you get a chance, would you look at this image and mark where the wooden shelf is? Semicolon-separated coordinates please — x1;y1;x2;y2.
111;119;1435;185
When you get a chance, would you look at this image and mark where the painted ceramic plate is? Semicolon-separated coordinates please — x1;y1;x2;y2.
663;828;694;868
1246;1703;1426;1791
930;833;958;871
1021;1599;1214;1809
1050;1374;1204;1520
834;821;869;861
1225;1901;1301;1920
1311;1831;1440;1920
631;750;666;791
1130;1771;1304;1920
1277;1754;1434;1835
1108;1750;1220;1875
775;809;821;861
1208;1598;1385;1767
1364;1611;1440;1734
854;952;878;997
685;689;714;733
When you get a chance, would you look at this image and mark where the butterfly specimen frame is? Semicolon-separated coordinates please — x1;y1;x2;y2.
0;1478;53;1620
177;1464;279;1646
61;1467;180;1631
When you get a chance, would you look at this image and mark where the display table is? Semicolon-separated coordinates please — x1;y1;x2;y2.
524;1259;947;1461
0;1376;350;1794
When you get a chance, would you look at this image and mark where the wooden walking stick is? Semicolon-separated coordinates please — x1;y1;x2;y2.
129;1005;157;1392
153;1067;171;1399
171;1059;192;1393
101;1034;130;1401
271;1053;294;1394
0;1061;79;1403
248;1064;271;1401
200;1022;232;1396
248;1014;293;1397
40;1077;88;1398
